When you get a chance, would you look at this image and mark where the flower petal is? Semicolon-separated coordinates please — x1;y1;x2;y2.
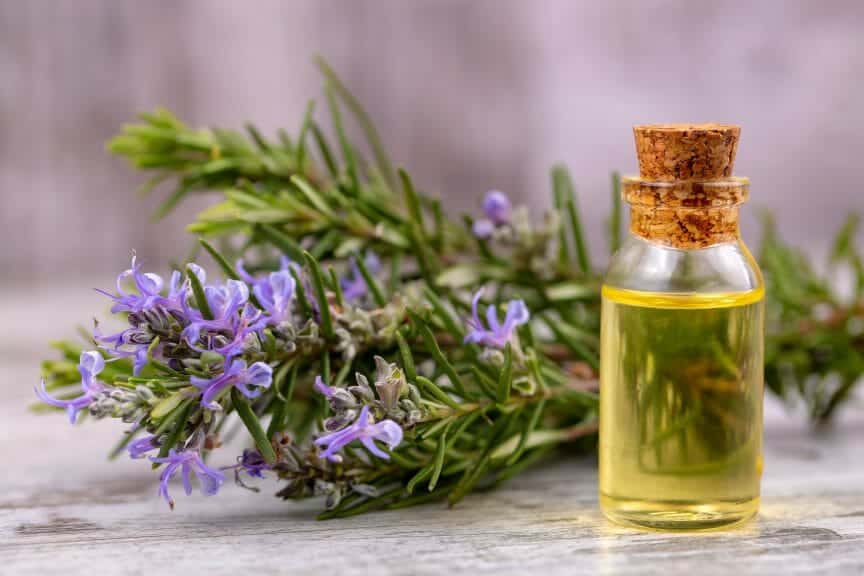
472;219;495;239
504;299;530;329
483;190;511;225
370;419;404;449
34;380;71;409
79;350;105;381
470;288;484;327
245;362;273;388
314;375;334;398
360;436;390;459
181;463;193;495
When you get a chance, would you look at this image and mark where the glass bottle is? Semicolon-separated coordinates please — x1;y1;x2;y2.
599;124;764;530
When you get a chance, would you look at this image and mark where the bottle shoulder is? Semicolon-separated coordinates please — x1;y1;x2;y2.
603;235;763;294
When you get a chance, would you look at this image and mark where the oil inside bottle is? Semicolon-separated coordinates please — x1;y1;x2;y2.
599;285;764;530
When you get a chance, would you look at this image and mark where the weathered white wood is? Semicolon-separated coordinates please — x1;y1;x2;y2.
1;288;863;575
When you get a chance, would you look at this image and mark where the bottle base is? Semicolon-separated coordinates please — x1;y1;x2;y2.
600;493;759;532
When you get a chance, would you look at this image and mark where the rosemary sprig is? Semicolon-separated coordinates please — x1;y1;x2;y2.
36;57;861;518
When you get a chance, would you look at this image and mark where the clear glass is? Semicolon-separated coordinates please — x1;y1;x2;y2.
599;222;765;531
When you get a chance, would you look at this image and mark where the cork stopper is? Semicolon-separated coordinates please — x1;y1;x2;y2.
625;123;746;249
633;124;740;181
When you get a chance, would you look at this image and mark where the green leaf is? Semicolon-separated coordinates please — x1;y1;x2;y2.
213;128;254;156
552;169;570;266
406;464;433;495
311;123;338;179
199;239;239;280
315;55;397;189
303;251;334;339
321;351;331;386
540;313;598;370
422;287;463;339
526;349;548;393
399;168;425;234
154;399;194;459
277;128;295;151
552;165;591;274
291;175;334;217
289;265;313;317
328;266;345;308
232;388;278;464
153;182;193;221
317;486;403;520
415;376;461;409
296;100;315;168
310;229;341;261
407;225;437;287
395;330;417;381
505;399;546;466
354;253;386;307
608;171;622;253
108;426;143;460
545;282;598;302
412;313;467;397
334;236;366;259
324;82;358;192
187;265;213;320
245;123;271;151
448;451;491;507
469;365;499;400
388;252;402;295
436;265;481;289
258;224;305;262
418;415;455;441
136;173;170;198
197;240;261;308
428;428;449;491
430;198;445;251
150;391;185;420
497;342;513;404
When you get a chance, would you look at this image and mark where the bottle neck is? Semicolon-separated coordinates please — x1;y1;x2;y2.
621;176;749;250
629;204;740;249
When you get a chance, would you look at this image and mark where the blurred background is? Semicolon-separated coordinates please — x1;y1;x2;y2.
1;0;862;286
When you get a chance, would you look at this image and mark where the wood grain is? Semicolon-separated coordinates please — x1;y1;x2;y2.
1;287;863;575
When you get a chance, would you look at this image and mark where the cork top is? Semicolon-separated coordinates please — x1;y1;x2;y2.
633;124;740;181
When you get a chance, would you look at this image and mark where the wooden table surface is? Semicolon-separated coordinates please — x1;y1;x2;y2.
1;285;863;575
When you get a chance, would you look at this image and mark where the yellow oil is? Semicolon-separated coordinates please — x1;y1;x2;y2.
599;285;764;531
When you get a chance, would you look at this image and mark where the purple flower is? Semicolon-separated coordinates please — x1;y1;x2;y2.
96;254;183;314
93;319;151;375
472;219;495;239
313;375;334;398
253;270;296;325
341;253;381;302
237;449;271;479
149;449;225;509
471;190;512;238
483;190;511;225
464;288;530;349
128;434;161;459
236;256;292;284
236;257;297;323
98;341;151;376
35;351;106;424
190;358;273;410
94;258;197;373
181;279;249;342
314;405;403;462
313;375;358;418
181;279;268;360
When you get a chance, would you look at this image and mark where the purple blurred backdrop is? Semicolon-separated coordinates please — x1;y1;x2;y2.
1;0;861;284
